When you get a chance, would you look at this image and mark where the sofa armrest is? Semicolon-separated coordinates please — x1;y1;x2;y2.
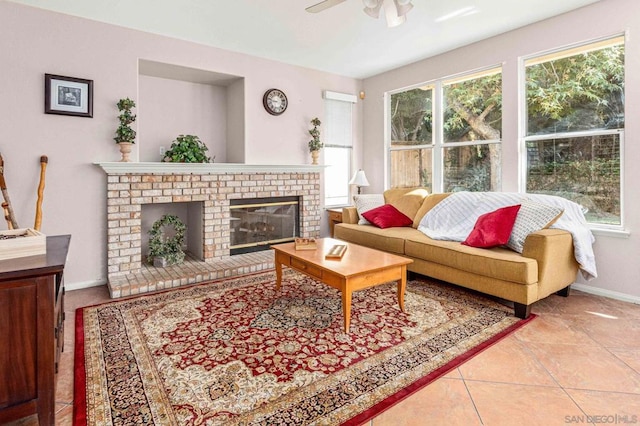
522;229;580;297
342;206;359;224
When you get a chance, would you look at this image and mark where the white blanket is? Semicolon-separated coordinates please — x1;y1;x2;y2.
417;192;597;280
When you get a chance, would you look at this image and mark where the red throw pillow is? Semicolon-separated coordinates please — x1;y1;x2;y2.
462;204;522;248
361;204;413;229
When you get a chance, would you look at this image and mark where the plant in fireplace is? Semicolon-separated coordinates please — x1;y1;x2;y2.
148;214;186;267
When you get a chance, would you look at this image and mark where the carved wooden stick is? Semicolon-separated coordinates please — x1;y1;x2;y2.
0;154;19;229
2;202;13;230
34;155;48;231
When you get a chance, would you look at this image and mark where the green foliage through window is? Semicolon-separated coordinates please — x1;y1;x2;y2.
525;36;624;226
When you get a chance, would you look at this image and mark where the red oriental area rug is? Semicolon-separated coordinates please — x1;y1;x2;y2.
74;269;534;425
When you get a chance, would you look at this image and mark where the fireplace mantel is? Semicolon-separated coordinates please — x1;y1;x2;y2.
95;162;326;174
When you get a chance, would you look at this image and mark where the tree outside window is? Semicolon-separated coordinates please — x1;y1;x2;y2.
524;36;624;226
389;68;502;192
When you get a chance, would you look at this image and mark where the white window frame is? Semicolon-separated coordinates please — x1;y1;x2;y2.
518;34;625;230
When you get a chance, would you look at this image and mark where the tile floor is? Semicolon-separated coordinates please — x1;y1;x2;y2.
12;277;640;425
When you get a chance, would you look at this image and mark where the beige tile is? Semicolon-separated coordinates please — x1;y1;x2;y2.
568;315;640;349
530;294;564;314
514;314;596;346
527;343;640;393
608;347;640;375
458;335;556;386
553;292;624;317
566;389;640;418
601;298;640;319
55;345;75;403
443;368;463;379
65;285;111;311
466;381;583;425
54;403;74;426
372;378;481;426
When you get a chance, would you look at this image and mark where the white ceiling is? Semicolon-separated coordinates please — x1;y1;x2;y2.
9;0;601;79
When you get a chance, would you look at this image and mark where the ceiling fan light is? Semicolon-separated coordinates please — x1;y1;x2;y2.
363;0;382;19
383;0;405;27
394;0;413;16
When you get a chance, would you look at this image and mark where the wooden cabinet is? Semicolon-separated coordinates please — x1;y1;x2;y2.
0;235;70;425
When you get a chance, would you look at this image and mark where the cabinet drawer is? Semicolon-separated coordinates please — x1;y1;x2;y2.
290;257;323;279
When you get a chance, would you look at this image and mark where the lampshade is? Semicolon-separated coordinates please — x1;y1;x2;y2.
349;169;370;187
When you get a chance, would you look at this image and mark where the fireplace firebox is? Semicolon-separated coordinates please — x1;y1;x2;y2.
230;196;300;255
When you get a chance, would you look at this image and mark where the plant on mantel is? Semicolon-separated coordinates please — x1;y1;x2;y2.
114;98;136;144
308;117;322;152
114;98;136;162
308;117;322;165
162;134;213;163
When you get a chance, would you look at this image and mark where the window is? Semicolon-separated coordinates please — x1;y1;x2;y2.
442;70;502;192
388;68;502;192
389;86;433;191
324;92;356;206
523;36;624;226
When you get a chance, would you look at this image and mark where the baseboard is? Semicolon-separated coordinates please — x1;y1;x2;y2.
572;283;640;305
66;278;107;292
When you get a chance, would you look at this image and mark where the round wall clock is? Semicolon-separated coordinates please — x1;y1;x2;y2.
263;88;288;115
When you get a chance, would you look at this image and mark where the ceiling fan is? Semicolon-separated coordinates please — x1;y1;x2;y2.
306;0;414;28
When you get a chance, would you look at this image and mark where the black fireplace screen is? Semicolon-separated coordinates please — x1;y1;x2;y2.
229;196;300;255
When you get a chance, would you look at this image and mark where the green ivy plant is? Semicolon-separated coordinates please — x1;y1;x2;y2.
163;134;212;163
114;98;136;144
308;117;323;152
147;214;186;265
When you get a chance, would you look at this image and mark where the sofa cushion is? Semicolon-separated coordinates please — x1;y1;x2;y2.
333;223;418;255
353;194;385;225
384;188;429;220
362;204;414;229
413;193;451;228
404;232;538;285
462;204;521;248
507;200;564;253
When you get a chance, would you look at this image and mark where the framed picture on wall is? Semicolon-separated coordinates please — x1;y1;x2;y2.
44;74;93;117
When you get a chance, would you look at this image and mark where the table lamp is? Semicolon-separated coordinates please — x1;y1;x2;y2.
349;169;370;194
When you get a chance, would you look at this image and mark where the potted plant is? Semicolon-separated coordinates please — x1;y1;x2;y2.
163;134;212;163
308;117;322;165
147;214;186;267
114;98;136;162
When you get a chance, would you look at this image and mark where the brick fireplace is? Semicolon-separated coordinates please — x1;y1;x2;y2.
97;163;322;297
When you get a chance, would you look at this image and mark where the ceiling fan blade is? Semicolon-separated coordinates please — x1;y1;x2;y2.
305;0;347;13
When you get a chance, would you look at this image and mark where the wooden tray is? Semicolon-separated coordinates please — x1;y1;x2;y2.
325;244;347;260
0;228;46;260
295;237;317;251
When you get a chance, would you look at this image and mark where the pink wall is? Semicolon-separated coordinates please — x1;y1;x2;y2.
362;0;640;299
0;2;362;288
138;76;228;162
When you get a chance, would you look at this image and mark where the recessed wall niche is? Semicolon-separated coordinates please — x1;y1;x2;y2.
138;59;245;163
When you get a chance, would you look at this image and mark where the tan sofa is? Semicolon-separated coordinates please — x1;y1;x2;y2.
334;188;580;318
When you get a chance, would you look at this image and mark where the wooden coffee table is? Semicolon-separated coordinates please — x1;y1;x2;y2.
272;238;413;332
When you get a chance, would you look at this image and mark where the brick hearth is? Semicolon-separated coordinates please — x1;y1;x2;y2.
97;163;322;297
